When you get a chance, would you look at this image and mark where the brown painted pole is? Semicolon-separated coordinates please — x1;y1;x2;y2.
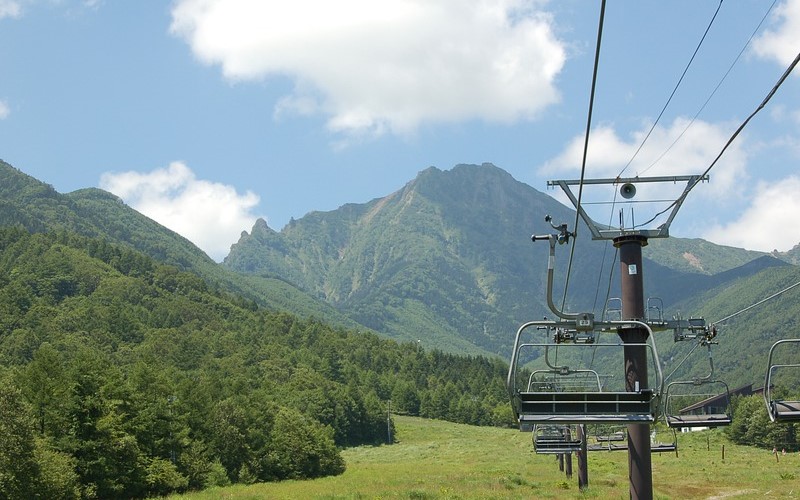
565;426;573;478
565;451;573;479
577;424;588;490
614;234;653;500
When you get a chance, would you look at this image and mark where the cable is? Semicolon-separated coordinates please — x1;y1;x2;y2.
634;48;800;230
715;278;800;326
591;243;613;315
663;276;800;382
618;0;724;179
638;0;778;177
664;339;702;384
594;187;623;318
560;0;607;313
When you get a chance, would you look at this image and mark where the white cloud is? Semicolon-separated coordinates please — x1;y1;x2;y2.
705;176;800;252
752;0;800;66
100;162;262;262
539;117;748;198
0;100;9;119
0;1;21;19
538;118;752;233
539;118;800;250
0;0;102;18
170;0;565;137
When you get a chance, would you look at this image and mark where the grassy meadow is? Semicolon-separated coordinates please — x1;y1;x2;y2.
170;415;800;499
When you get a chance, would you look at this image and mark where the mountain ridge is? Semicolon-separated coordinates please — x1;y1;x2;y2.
225;162;780;356
0;159;364;332
1;158;797;388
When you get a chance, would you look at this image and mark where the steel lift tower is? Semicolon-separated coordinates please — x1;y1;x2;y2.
547;174;706;499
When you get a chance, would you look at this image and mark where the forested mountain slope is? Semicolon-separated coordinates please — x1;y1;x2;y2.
1;159;798;497
3;159;783;359
659;263;800;391
0;227;510;498
225;163;778;356
0;159;362;331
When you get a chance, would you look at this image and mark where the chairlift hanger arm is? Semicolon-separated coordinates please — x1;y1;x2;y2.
531;219;593;325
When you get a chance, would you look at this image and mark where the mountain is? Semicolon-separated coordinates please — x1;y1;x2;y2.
2;159;793;391
659;262;800;392
225;163;776;357
4;159;800;498
0;159;530;497
0;224;519;496
775;242;800;265
0;159;361;330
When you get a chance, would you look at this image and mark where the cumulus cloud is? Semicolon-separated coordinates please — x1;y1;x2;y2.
705;176;800;252
538;118;800;251
539;117;748;198
0;0;101;18
752;0;800;66
100;162;263;261
169;0;565;137
0;100;9;119
0;1;21;19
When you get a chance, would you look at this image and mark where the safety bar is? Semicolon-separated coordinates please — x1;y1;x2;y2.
764;339;800;423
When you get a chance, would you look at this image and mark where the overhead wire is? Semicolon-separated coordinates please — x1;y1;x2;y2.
572;0;613;375
663;271;800;383
559;0;607;314
634;48;800;230
715;278;800;326
595;0;724;320
664;339;703;384
617;0;725;179
664;275;800;382
638;0;779;177
587;197;622;372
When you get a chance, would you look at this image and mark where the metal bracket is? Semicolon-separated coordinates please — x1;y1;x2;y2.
547;175;709;240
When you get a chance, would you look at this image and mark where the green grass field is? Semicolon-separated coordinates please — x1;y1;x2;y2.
170;415;800;499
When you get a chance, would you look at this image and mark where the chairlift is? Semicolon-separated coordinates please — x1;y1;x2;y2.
586;425;677;454
664;340;732;429
595;427;625;443
507;319;663;426
764;339;800;423
604;298;622;321
527;368;603;392
650;428;678;454
647;297;664;324
532;424;583;455
587;424;627;452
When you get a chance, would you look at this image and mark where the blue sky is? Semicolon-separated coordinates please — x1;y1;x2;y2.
1;0;799;261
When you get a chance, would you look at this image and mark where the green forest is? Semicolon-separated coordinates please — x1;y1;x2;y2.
2;160;800;499
0;228;511;498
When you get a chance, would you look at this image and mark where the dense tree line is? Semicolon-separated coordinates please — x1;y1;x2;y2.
0;228;512;498
726;392;800;451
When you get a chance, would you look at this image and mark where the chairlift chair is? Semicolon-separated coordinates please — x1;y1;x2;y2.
647;297;664;324
507;320;663;427
664;340;732;428
595;430;625;443
532;424;583;455
650;428;678;454
764;339;800;423
587;424;627;452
